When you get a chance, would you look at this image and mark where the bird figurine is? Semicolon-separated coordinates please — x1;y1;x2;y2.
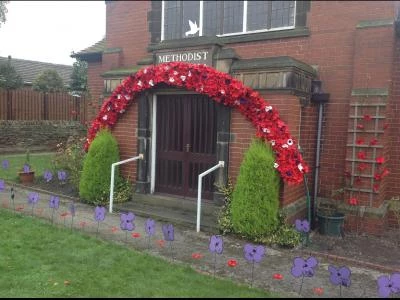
185;20;200;37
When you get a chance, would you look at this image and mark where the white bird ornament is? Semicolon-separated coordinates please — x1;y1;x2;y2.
185;20;200;37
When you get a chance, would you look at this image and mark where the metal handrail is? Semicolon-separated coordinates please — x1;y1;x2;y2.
196;161;225;232
109;154;144;213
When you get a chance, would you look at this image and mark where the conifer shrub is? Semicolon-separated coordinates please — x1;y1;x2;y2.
79;129;120;205
230;138;280;239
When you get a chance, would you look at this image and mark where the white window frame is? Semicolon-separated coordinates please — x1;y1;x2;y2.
161;0;296;41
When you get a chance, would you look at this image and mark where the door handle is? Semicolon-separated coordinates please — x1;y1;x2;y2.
185;144;191;152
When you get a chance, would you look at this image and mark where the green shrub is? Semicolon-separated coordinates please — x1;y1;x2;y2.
113;177;133;204
52;136;86;190
230;138;280;239
216;178;234;235
79;129;120;205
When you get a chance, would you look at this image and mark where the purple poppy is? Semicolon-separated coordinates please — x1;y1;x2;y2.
329;265;351;287
120;212;135;231
69;202;76;217
145;218;155;236
94;206;106;222
162;224;174;241
244;244;266;263
209;235;224;255
0;179;5;192
27;192;39;205
2;160;9;169
377;273;400;298
43;170;53;182
23;164;30;173
295;219;310;233
58;170;67;181
48;195;59;209
291;256;318;278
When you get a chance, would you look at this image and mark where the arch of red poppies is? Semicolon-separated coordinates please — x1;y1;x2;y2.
85;62;308;184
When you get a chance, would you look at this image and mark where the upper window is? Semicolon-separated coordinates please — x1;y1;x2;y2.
161;1;296;41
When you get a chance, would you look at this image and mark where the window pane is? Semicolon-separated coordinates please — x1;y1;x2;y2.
164;1;181;40
182;1;200;38
247;1;269;31
271;1;295;28
203;1;219;36
223;1;243;34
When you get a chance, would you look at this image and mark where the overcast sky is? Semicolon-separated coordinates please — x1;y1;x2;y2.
0;1;106;66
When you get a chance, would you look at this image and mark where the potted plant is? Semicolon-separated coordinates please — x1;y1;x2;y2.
18;149;35;184
316;188;346;237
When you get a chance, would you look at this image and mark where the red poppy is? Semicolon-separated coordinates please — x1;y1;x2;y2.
131;232;141;238
356;124;364;130
60;212;69;218
356;138;365;145
111;226;118;233
227;259;237;267
358;163;368;171
16;205;24;211
369;138;378;146
373;184;379;193
273;273;284;280
355;176;362;184
374;173;382;181
349;197;358;206
383;123;389;130
313;287;324;296
191;253;203;259
344;170;352;178
376;157;385;164
381;168;390;177
357;151;366;160
156;239;165;248
363;114;372;121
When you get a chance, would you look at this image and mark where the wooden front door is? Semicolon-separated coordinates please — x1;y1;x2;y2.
155;94;217;199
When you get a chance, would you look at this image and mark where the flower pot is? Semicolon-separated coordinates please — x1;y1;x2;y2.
317;212;345;237
19;171;35;184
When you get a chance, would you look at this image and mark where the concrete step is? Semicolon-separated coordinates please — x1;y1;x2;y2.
113;193;222;233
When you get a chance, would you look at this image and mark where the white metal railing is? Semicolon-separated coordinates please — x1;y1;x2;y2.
197;161;225;232
109;154;144;213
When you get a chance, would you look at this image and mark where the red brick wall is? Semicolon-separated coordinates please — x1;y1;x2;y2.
86;62;104;122
111;101;138;181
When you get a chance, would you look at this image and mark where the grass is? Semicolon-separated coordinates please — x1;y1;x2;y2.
0;152;55;181
0;209;275;298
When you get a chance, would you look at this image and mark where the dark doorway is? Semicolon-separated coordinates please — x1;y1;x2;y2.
155;94;218;199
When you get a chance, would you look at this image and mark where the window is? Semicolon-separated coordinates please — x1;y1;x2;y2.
161;1;296;41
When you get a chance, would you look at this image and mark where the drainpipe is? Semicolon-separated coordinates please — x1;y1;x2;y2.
310;80;330;226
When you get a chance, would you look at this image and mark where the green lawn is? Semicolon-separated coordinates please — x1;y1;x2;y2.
0;152;55;181
0;209;275;297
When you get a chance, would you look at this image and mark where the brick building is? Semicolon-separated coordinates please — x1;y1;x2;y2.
73;1;400;234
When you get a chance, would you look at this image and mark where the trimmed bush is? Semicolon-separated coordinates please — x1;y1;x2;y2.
79;129;120;205
230;138;280;239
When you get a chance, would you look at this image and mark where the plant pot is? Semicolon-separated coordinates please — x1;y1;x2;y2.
19;171;35;184
317;212;345;236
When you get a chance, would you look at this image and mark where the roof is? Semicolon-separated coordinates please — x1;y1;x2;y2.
0;56;73;85
71;38;106;61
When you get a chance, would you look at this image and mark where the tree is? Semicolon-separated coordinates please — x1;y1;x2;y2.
32;69;65;93
69;59;88;94
0;1;9;28
0;56;23;90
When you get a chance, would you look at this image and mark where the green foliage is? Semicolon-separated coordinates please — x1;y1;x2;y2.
230;138;280;239
0;1;8;27
52;136;86;191
216;178;234;235
79;129;120;205
256;212;301;248
69;59;88;94
113;177;133;204
32;69;64;93
0;57;23;89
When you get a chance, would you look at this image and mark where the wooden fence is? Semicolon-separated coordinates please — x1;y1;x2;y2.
0;89;88;123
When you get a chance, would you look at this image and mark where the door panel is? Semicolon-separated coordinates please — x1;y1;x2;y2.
155;94;217;199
